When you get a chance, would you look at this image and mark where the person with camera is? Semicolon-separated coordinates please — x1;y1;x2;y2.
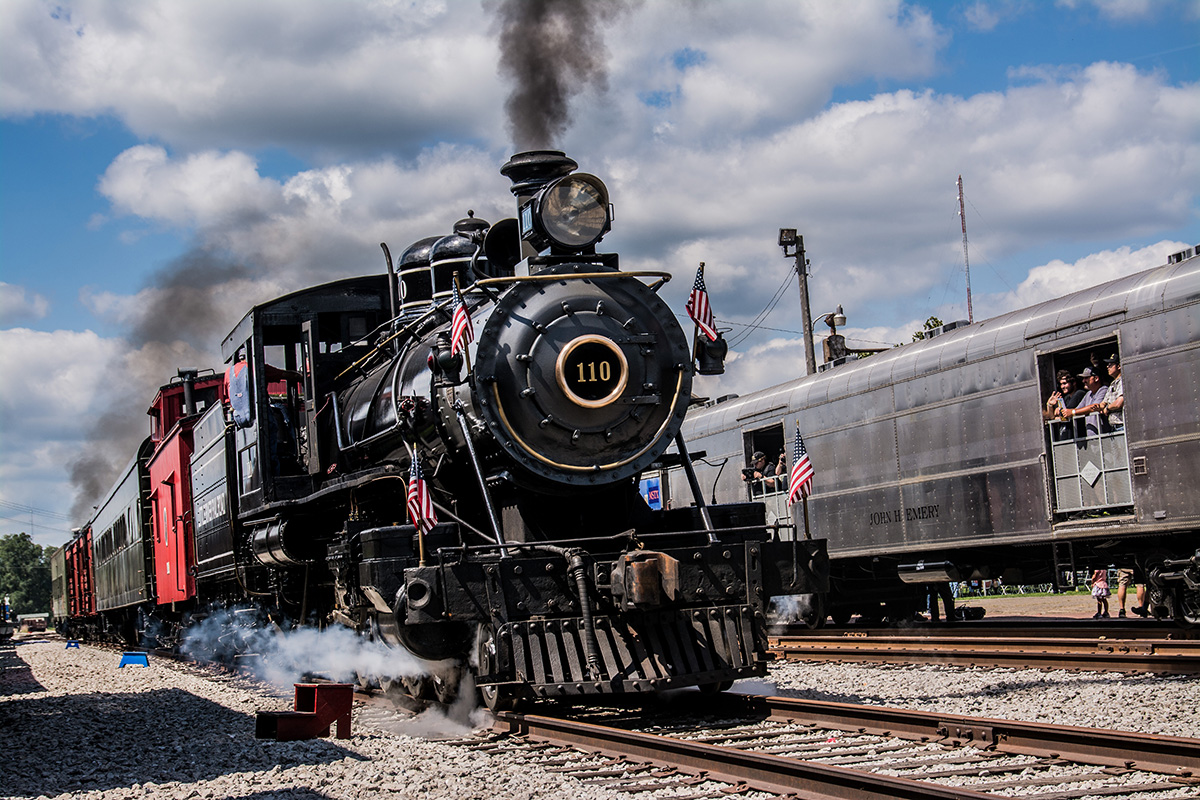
742;450;784;495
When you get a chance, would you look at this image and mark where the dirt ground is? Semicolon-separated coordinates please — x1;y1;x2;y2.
954;590;1143;620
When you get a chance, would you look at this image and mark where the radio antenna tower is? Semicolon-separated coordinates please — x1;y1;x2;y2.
957;174;974;323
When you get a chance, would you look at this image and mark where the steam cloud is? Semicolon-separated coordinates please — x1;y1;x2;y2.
493;0;630;150
181;611;489;734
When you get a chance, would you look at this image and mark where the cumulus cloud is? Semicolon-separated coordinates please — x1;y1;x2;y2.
0;328;123;538
988;240;1193;313
0;283;49;325
0;0;502;157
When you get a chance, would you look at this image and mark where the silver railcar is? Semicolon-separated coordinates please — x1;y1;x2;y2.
673;246;1200;625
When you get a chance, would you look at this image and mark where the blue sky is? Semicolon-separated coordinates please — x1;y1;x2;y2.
1;0;1198;547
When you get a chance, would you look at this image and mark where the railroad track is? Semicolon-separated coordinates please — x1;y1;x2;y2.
769;621;1200;674
454;693;1200;799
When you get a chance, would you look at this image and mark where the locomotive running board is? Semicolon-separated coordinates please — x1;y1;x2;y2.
491;604;767;698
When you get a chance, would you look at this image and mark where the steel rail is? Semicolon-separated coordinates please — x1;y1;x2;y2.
492;709;995;799
492;693;1200;798
710;694;1200;776
768;631;1200;674
774;620;1194;639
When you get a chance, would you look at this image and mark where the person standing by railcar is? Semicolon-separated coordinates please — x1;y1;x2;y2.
1089;567;1111;619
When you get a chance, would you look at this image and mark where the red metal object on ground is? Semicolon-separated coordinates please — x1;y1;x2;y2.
255;683;353;741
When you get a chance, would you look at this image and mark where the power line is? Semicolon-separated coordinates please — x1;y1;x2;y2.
0;500;73;521
675;311;900;348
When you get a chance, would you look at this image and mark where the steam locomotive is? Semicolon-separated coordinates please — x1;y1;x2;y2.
50;151;828;709
671;245;1200;628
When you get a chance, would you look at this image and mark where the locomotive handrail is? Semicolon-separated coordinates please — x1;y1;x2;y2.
476;270;674;292
427;523;778;558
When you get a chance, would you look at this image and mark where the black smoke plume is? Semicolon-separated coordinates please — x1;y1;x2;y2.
492;0;630;150
68;246;263;523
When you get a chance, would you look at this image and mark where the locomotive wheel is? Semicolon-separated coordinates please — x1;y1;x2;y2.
135;608;158;648
476;624;521;713
800;592;827;630
432;670;460;705
829;607;853;626
1173;588;1200;629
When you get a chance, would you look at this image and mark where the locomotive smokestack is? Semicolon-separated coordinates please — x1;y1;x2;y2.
178;368;198;416
500;150;577;200
500;150;578;263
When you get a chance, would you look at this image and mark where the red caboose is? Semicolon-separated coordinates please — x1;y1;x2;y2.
146;370;225;607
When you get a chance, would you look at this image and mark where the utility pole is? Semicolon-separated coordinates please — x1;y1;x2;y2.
957;175;974;324
779;229;816;375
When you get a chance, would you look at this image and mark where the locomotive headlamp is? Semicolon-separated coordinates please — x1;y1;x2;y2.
520;173;611;252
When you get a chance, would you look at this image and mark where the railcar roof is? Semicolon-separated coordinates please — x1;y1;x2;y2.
686;252;1199;436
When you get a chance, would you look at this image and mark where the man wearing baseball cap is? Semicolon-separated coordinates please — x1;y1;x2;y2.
1060;366;1108;436
1099;354;1124;431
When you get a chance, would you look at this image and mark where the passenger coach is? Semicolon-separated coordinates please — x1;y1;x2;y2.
672;246;1200;626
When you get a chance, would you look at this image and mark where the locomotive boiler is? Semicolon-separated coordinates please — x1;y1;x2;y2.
201;151;827;709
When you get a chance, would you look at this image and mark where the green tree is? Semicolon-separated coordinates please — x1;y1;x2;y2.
912;315;944;342
0;533;52;616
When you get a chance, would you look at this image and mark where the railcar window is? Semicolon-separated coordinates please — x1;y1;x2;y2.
1037;338;1132;519
743;424;789;524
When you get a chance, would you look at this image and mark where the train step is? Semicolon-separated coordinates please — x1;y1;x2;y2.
255;683;353;741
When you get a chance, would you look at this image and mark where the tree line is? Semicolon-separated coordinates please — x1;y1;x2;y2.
0;533;53;617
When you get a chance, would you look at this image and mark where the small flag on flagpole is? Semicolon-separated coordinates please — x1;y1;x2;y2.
450;282;474;357
407;456;438;533
686;262;718;342
788;426;814;505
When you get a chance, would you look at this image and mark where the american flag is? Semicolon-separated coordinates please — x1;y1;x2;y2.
407;456;437;533
685;263;718;342
787;427;814;505
450;283;474;357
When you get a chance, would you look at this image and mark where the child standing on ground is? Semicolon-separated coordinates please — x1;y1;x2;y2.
1090;568;1110;619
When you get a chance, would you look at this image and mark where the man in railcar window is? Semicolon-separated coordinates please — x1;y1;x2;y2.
742;450;783;495
1061;367;1108;436
1044;370;1085;420
1045;370;1085;440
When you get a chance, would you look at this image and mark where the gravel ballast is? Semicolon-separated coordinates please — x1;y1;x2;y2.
2;634;1197;799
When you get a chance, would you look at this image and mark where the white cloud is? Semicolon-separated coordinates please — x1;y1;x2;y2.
0;0;501;156
0;328;123;545
99;146;282;227
988;240;1192;313
0;283;49;324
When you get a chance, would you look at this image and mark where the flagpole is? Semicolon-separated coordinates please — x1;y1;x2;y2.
690;262;704;362
453;272;472;375
411;443;428;567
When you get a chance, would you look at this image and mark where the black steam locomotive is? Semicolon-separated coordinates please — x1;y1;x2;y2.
55;151;826;710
